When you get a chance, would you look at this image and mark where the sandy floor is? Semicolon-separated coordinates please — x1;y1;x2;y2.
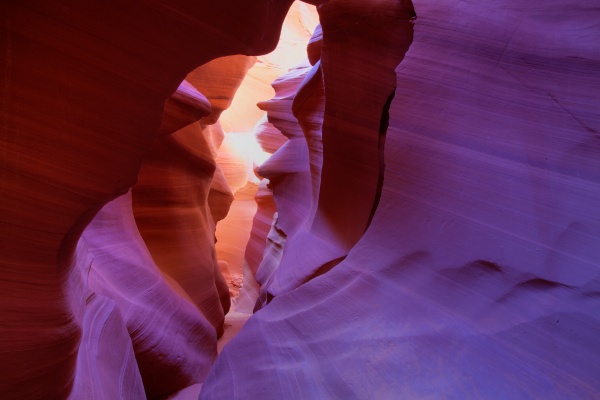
217;310;252;354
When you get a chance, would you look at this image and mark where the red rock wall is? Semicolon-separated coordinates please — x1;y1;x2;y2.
0;1;293;398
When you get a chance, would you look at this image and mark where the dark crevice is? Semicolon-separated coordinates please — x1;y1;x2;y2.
300;255;346;286
517;278;572;290
253;256;347;312
253;290;274;313
366;89;396;230
467;259;503;273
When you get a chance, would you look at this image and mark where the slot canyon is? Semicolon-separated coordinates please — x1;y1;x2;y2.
1;0;599;399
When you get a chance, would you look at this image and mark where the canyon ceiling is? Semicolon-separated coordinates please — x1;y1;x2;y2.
1;0;599;399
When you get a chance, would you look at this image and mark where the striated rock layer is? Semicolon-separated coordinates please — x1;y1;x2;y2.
221;2;319;294
71;190;216;399
1;0;599;398
202;0;600;398
0;1;294;398
132;55;257;338
250;0;417;307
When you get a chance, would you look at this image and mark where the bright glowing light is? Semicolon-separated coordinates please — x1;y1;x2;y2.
219;131;271;185
218;1;318;183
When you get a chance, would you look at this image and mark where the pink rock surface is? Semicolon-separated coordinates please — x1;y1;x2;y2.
186;55;257;127
201;0;600;398
254;116;289;154
71;191;216;399
159;80;212;137
257;62;314;237
67;81;217;400
205;123;236;227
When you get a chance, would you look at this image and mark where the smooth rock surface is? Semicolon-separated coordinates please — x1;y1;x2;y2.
2;0;599;398
72;191;216;399
132;55;258;336
201;0;600;398
0;1;294;397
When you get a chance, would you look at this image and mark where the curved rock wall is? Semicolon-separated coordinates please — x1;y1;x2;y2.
132;55;257;337
2;0;599;398
249;0;417;308
71;190;217;399
201;0;600;398
0;1;294;398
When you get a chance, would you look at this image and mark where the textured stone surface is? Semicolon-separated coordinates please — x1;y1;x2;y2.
220;2;319;291
201;0;600;398
132;118;232;336
249;0;417;306
2;0;599;398
215;182;258;298
0;1;293;398
72;191;216;399
244;180;279;277
132;55;258;336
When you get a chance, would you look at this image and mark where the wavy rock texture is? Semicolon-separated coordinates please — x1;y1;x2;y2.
220;3;319;294
248;62;316;308
242;115;290;280
202;0;600;399
0;1;294;398
214;183;257;299
213;133;260;298
244;179;279;277
2;0;599;398
219;2;319;136
250;0;417;304
71;190;216;399
132;113;232;336
67;81;218;399
132;55;257;336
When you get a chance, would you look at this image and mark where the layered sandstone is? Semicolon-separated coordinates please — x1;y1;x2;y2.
201;0;600;398
0;1;294;398
1;0;599;399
